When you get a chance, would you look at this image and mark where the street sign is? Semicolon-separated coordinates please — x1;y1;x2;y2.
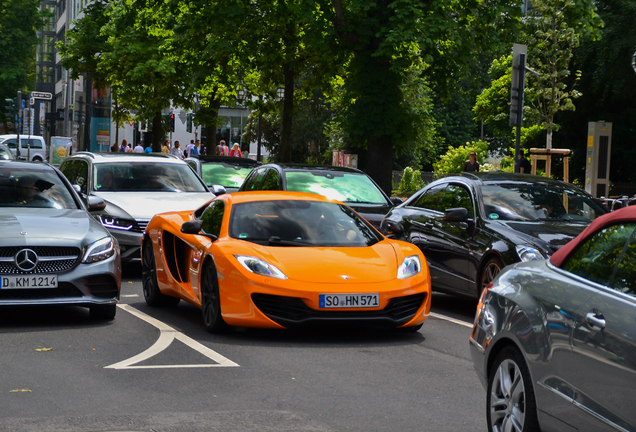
30;97;35;106
31;91;53;100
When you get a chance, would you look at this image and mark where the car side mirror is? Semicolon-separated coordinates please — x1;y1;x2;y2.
443;207;469;222
181;219;218;241
87;195;106;212
73;184;82;194
390;196;404;206
211;184;227;196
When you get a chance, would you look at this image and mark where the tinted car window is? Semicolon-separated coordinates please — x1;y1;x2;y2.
21;138;42;149
201;200;224;237
200;163;253;188
562;223;636;286
0;167;77;209
284;171;387;204
60;159;82;186
413;184;446;211
3;138;17;149
481;183;606;222
438;184;473;216
610;225;636;295
261;169;281;191
229;200;381;247
241;167;268;191
93;163;207;192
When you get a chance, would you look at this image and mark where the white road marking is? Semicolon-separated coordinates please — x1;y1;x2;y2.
121;294;139;297
429;312;473;329
105;304;239;370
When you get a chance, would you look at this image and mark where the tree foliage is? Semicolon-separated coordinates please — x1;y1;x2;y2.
433;140;489;174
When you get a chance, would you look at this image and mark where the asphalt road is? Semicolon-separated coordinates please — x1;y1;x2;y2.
0;263;486;432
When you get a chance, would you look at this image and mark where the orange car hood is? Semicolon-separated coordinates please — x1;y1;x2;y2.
248;241;399;284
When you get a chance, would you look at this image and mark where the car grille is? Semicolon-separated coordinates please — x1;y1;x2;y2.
251;292;426;328
0;283;83;300
131;219;150;233
0;246;81;274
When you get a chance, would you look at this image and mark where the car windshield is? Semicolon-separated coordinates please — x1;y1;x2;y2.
229;200;382;247
0;167;77;209
284;171;388;204
94;162;207;192
200;163;253;188
481;183;606;222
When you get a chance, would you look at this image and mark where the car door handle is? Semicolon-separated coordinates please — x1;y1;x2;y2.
586;311;606;331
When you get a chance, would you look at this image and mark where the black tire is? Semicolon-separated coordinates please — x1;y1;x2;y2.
200;261;228;333
486;347;539;432
142;240;180;307
480;257;504;294
89;304;116;321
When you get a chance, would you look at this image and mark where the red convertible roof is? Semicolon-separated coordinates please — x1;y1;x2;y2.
550;206;636;267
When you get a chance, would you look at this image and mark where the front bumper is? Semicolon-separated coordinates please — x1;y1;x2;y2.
0;252;121;307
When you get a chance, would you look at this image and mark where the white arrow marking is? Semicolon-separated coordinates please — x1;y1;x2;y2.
105;304;239;369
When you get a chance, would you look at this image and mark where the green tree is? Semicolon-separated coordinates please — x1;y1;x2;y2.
433;140;489;174
0;0;45;130
523;0;603;148
327;0;522;194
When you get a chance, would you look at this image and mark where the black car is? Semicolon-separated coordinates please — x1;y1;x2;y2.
238;164;403;229
381;172;608;298
185;155;261;192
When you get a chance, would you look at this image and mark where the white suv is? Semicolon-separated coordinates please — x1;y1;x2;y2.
0;135;48;162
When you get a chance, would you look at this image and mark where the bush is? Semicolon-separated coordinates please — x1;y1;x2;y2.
395;166;425;197
433;140;489;174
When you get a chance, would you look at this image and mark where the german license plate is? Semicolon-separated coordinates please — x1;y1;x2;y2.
0;275;58;289
319;293;380;308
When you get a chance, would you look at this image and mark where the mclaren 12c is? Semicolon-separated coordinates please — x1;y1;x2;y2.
141;191;431;332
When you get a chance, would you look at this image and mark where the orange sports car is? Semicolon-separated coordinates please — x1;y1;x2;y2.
141;191;431;332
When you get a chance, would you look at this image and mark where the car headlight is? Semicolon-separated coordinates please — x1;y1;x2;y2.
83;237;116;263
516;245;545;262
397;255;421;279
235;255;288;279
98;215;134;231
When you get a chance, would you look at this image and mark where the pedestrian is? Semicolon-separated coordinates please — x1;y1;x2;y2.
229;143;242;158
190;140;200;157
215;140;230;156
463;151;480;172
170;142;185;159
133;142;144;153
185;139;195;158
144;143;153;153
119;139;131;153
161;140;170;154
111;143;118;152
519;149;531;174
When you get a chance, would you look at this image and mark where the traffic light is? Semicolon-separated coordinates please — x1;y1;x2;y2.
186;113;192;133
169;113;175;132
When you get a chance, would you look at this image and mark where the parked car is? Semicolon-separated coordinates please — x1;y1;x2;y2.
142;191;431;333
238;164;403;229
185;155;261;192
381;172;608;298
0;134;47;162
0;143;14;160
60;152;215;263
470;205;636;432
0;161;121;320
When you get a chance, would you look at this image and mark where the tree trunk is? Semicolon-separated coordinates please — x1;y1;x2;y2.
152;111;162;152
280;63;294;163
367;136;394;196
205;96;221;155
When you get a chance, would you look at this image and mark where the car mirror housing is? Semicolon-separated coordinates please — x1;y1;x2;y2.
390;196;404;206
87;195;106;212
211;184;227;196
181;219;218;241
444;207;469;222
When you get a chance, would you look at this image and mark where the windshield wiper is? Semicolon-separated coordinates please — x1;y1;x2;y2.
268;236;312;247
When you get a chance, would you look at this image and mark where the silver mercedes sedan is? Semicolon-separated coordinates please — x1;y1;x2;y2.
470;205;636;432
60;153;216;263
0;161;121;320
